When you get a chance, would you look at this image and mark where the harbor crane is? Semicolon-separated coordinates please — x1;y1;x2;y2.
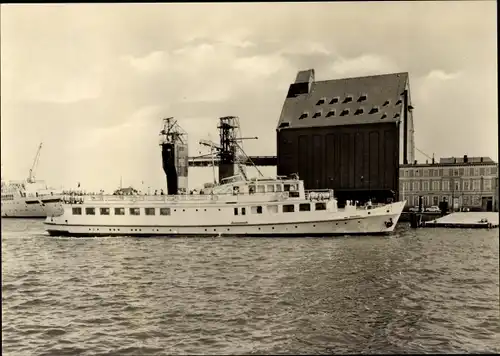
27;142;43;183
196;116;263;183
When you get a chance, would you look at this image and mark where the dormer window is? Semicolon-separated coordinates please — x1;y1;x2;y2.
394;113;400;118
340;109;349;116
383;100;390;106
343;96;353;103
313;111;321;118
369;107;379;114
380;113;387;119
357;94;367;102
354;108;364;115
326;110;335;118
395;99;402;105
299;112;308;120
316;98;325;105
329;97;339;104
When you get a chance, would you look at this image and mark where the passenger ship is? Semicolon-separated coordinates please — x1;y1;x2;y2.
1;179;64;218
44;174;405;237
1;143;64;218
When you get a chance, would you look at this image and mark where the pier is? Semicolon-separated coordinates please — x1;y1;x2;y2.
422;212;499;229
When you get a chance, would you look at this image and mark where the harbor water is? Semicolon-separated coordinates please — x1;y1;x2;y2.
2;219;499;355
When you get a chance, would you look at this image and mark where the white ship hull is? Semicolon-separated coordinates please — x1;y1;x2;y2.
1;196;64;218
44;200;405;237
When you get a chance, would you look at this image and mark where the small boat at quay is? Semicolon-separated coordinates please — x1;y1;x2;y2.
44;174;405;237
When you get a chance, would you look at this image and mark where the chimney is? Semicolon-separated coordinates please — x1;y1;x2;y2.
464;155;468;163
414;160;417;165
287;69;315;98
432;157;435;164
426;159;428;164
480;157;484;163
453;157;457;164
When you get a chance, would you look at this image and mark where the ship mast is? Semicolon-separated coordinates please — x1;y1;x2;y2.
27;142;43;183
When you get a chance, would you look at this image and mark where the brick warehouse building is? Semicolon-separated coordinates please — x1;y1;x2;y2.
276;69;415;205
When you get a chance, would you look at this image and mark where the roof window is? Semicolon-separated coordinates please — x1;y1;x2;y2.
326;110;335;118
313;111;321;118
369;107;379;114
357;94;367;102
298;112;308;120
329;97;339;104
354;108;364;115
394;113;400;118
279;122;290;128
343;96;353;103
340;109;350;116
395;99;402;105
380;113;387;120
316;98;325;105
383;100;390;106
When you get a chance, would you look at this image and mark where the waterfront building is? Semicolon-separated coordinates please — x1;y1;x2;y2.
399;155;498;211
276;69;415;205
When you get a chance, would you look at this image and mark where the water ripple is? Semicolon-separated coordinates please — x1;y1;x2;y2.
1;219;499;354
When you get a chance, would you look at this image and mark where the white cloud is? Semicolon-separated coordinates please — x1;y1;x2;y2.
123;50;168;73
280;41;332;56
233;54;290;78
18;71;102;104
425;69;461;81
330;54;401;77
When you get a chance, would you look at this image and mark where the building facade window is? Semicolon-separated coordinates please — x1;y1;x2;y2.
432;181;440;191
463;196;470;206
472;195;481;206
484;179;491;191
473;180;481;191
423;181;429;191
474;168;479;176
423;169;429;177
463;180;470;191
479;168;485;176
433;196;439;205
443;168;449;176
412;181;420;191
442;180;450;191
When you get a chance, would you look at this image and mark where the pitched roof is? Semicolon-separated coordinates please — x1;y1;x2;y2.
277;71;409;130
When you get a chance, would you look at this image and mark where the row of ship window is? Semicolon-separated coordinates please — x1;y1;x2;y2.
1;195;14;201
71;202;328;216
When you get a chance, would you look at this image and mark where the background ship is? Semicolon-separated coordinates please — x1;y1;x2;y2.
1;143;64;218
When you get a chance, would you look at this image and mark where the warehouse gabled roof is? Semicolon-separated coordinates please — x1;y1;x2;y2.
277;70;410;130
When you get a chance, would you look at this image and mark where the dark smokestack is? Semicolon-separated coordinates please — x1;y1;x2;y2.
464;155;468;163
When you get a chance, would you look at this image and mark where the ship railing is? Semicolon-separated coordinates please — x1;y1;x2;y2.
305;189;334;201
60;191;292;204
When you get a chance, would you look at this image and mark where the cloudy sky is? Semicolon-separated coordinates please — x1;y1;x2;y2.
1;2;497;192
